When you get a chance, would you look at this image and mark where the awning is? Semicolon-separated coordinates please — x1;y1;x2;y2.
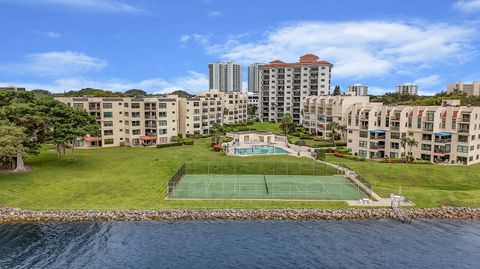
434;132;452;137
369;130;386;134
84;137;102;142
140;136;157;141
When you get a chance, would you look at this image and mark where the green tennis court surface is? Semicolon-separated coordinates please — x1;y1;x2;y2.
169;174;366;200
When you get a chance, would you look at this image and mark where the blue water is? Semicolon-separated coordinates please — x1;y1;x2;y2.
235;145;289;155
1;220;480;268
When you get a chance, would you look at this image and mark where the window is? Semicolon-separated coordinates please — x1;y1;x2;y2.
132;121;140;126
124;103;129;108
452;119;456;129
132;129;141;135
159;112;167;117
158;120;167;126
359;150;367;158
104;130;113;136
159;129;167;134
359;131;368;138
458;135;468;143
103;103;112;109
158;103;167;109
422;134;432;141
391;132;400;139
193;116;200;121
73;103;84;109
457;145;468;153
104;139;114;145
103;121;113;127
132;112;140;118
359;141;367;148
417;118;422;128
103;112;112;118
421;144;432;151
131;103;140;109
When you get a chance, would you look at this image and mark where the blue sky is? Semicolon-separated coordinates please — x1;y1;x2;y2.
0;0;479;95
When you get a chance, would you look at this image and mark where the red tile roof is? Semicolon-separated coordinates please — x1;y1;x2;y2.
262;54;332;68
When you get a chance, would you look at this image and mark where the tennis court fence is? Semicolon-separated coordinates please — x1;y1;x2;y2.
183;162;341;176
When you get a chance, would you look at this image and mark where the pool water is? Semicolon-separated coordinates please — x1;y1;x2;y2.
234;145;289;155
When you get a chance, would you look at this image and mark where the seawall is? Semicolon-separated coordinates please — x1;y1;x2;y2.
1;207;479;223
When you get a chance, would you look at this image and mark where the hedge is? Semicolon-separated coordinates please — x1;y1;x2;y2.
156;142;183;148
182;139;194;145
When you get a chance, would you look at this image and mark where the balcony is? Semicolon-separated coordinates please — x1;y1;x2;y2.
360;125;369;130
434;149;451;154
457;128;470;133
370;135;386;140
390;126;400;131
369;145;385;150
434;138;451;143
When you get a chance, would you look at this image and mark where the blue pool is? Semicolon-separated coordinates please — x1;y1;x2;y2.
234;145;289;155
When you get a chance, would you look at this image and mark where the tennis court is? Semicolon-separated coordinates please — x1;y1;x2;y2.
169;174;366;200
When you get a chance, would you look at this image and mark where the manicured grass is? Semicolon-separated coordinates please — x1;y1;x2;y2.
249;121;283;134
0;139;347;210
288;136;340;147
326;155;480;208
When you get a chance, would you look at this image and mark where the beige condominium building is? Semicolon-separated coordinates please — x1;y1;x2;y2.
345;84;368;96
55;95;179;147
396;83;418;95
302;95;370;139
345;100;480;165
199;89;248;125
178;90;247;136
259;54;333;123
446;81;480;96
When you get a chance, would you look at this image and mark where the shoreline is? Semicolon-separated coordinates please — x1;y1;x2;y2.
1;207;480;223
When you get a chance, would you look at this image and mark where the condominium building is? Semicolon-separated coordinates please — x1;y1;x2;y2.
248;92;259;106
345;102;480;165
302;96;370;138
446;81;480;96
259;54;333;123
208;62;242;92
346;84;368;96
198;89;247;125
0;86;26;91
396;83;418;95
178;94;223;136
248;63;264;93
55;96;179;147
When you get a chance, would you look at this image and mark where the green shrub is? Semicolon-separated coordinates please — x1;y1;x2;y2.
336;148;350;154
335;142;347;147
316;149;326;161
156;142;183;148
237;127;249;131
300;133;311;139
295;140;307;146
223;137;233;143
182;139;194;145
246;121;254;125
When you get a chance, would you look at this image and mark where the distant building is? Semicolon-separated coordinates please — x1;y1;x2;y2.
248;63;263;93
259;54;333;123
346;84;368;96
0;86;26;91
396;83;418;95
208;62;242;92
446;81;480;96
247;92;259;106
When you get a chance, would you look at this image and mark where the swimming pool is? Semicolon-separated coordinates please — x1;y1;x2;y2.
234;145;289;155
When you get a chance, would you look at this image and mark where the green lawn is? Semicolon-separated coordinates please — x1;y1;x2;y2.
0;138;347;210
288;136;341;147
326;155;480;208
248;122;284;134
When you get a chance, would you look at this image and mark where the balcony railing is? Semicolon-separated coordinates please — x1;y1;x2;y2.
360;125;369;129
434;138;451;143
390;126;400;131
370;135;386;140
369;145;385;150
458;128;470;133
434;149;451;154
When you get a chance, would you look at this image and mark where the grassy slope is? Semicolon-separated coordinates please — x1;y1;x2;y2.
0;139;345;210
326;155;480;208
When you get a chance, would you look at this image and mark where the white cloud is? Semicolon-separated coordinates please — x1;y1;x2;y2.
3;0;142;13
413;75;442;88
0;71;209;94
454;0;480;12
35;31;60;39
207;10;221;17
200;21;474;79
368;86;391;95
0;51;107;77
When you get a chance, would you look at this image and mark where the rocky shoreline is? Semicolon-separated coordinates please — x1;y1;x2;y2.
1;206;479;223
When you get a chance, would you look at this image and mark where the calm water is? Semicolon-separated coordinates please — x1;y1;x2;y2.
235;145;289;155
1;220;480;269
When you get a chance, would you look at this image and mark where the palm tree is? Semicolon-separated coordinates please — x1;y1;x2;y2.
400;136;408;158
326;121;340;147
407;137;418;162
338;124;347;142
281;113;293;135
